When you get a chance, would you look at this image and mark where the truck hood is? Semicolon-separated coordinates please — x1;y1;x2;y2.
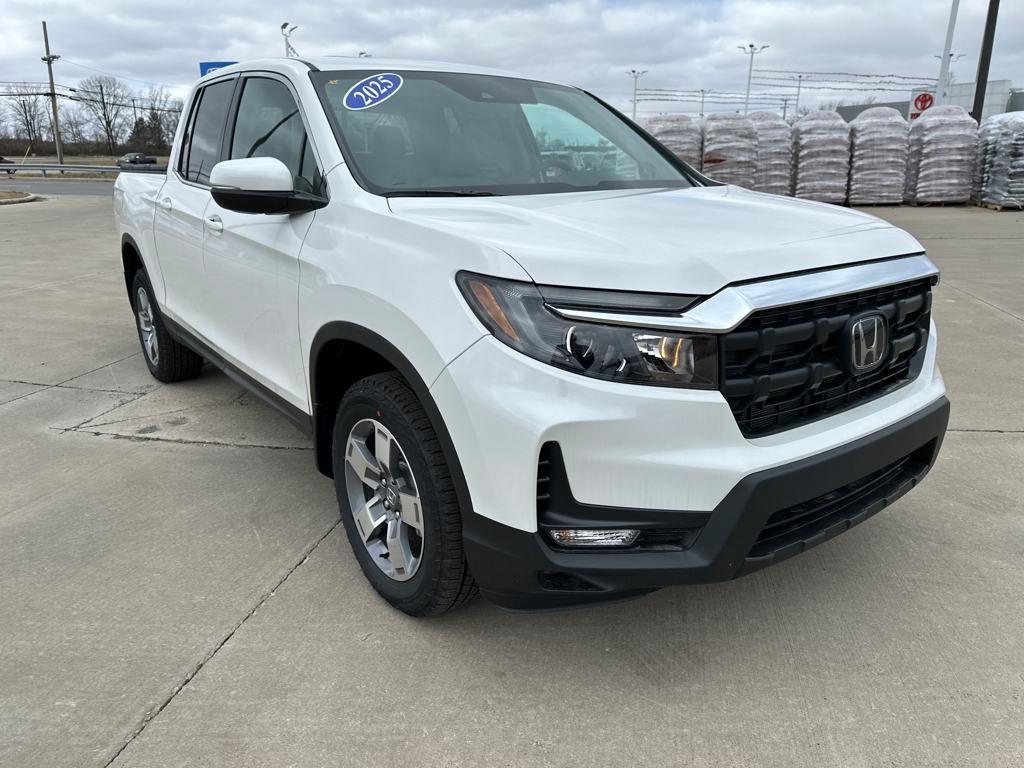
387;185;924;295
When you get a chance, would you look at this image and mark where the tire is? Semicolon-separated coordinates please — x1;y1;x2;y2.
130;270;204;383
332;372;477;616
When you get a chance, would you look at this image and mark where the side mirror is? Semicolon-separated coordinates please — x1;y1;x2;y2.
210;157;327;215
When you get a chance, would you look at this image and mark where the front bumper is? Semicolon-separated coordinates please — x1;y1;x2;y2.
463;396;949;610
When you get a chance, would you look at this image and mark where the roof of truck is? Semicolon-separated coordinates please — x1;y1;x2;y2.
196;57;569;88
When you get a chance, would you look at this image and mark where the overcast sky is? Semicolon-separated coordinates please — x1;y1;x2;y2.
3;0;1021;116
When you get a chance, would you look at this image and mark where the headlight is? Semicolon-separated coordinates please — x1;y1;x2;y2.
457;272;717;389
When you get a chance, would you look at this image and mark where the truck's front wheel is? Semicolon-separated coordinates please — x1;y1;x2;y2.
332;373;477;616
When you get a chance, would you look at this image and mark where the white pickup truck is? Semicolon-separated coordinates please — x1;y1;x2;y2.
114;57;949;615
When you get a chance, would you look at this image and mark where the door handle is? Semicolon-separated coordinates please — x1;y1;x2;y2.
206;215;224;234
159;197;172;211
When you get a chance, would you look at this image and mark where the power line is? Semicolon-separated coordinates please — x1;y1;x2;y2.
752;76;933;87
0;91;183;114
66;94;181;113
59;58;176;88
754;68;937;81
750;82;926;92
639;89;795;98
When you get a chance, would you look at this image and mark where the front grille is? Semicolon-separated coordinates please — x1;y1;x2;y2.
748;447;931;560
722;277;933;437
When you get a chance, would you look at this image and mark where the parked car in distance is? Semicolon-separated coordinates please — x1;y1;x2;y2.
114;58;949;617
117;152;157;168
0;156;14;175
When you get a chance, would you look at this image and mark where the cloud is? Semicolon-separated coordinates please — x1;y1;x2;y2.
3;0;1021;115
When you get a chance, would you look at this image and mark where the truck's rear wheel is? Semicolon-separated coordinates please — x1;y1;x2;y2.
332;373;477;616
131;271;204;383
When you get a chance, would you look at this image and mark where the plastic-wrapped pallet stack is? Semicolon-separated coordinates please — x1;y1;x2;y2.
643;115;702;169
701;114;756;188
976;112;1024;209
905;105;978;204
749;111;792;195
848;107;908;204
792;111;851;203
973;116;998;200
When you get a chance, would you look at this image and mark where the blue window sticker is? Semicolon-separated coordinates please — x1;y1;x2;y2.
343;73;403;111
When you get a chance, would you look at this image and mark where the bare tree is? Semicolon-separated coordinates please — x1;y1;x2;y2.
4;84;49;146
60;103;89;155
76;75;131;155
144;87;184;147
817;99;847;112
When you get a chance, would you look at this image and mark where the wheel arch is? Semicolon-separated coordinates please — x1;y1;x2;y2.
120;233;144;302
309;322;475;516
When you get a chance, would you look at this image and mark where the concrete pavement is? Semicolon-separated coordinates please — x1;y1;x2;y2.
1;195;1022;767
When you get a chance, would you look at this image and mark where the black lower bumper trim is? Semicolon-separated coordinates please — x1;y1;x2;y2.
463;396;949;610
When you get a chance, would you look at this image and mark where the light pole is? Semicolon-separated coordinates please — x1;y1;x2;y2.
627;69;648;121
281;23;299;58
737;43;769;114
698;88;711;117
936;0;960;104
793;74;806;116
934;52;964;102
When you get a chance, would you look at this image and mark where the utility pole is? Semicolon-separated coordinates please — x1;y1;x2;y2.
98;80;111;155
782;96;789;120
40;20;63;165
738;44;769;114
627;69;648;121
937;0;960;105
971;0;1000;121
130;97;139;124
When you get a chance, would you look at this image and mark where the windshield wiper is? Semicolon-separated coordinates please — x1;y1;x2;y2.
383;189;497;197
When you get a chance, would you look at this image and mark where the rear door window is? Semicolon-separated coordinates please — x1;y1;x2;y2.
182;79;235;185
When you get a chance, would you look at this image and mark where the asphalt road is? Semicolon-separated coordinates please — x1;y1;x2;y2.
0;178;114;196
1;197;1023;767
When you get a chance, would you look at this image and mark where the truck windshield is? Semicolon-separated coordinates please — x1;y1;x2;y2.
312;70;697;196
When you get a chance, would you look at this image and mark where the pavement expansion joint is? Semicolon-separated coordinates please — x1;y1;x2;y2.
55;428;314;451
942;282;1024;323
947;428;1024;434
101;518;342;768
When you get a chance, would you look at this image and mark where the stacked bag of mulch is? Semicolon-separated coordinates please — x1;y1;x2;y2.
973;116;999;201
749;111;792;195
905;105;978;204
848;107;909;204
792;111;851;203
975;112;1024;209
643;115;702;169
701;114;757;187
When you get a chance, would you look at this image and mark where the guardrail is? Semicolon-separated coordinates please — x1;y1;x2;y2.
1;163;168;176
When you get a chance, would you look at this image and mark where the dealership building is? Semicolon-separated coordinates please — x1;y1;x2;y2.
837;79;1021;122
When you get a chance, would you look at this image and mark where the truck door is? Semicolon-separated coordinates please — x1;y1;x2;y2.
201;74;322;411
152;76;237;331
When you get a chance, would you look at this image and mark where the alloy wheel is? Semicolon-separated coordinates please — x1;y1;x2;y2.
136;286;159;366
343;418;424;581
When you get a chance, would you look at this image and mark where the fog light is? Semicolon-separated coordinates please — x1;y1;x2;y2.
547;528;640;548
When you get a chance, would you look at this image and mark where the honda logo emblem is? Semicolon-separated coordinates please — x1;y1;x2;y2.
848;314;888;373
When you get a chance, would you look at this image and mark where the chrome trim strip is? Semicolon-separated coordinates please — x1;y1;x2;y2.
548;254;938;333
